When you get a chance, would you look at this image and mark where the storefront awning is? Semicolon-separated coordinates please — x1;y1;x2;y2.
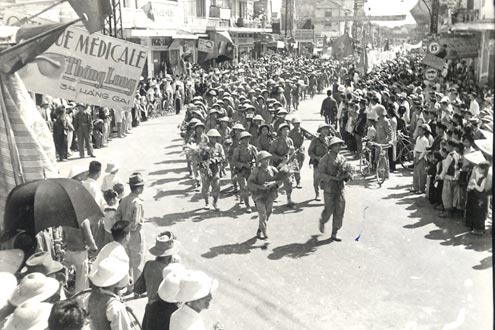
175;30;198;40
128;29;176;37
215;31;233;44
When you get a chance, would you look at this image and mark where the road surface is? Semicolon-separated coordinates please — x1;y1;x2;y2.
60;93;493;330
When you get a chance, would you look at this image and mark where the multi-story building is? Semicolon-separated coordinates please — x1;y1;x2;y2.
280;0;353;54
451;0;494;86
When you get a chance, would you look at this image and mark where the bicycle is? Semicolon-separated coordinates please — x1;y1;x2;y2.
396;132;414;171
359;140;391;186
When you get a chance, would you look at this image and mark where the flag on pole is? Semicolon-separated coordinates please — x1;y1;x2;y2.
0;22;74;74
68;0;113;34
0;73;58;230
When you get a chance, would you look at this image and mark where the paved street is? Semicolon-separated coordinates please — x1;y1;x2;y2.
61;93;492;330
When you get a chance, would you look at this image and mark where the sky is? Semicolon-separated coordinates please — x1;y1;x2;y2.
272;0;418;27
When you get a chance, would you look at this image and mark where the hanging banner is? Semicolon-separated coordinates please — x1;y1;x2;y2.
3;10;149;110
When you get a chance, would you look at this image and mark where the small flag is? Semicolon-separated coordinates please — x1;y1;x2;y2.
0;22;72;74
68;0;113;34
141;2;155;21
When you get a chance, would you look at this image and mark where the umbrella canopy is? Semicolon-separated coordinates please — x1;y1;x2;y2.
2;178;103;240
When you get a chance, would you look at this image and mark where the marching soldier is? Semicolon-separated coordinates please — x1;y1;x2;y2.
232;131;258;213
257;124;272;152
187;122;209;190
317;137;350;242
308;123;331;201
269;123;296;207
248;151;284;240
288;117;306;189
228;123;245;195
200;129;226;211
271;108;288;132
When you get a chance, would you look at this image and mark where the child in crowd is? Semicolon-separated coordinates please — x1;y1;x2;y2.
113;183;125;201
96;189;119;248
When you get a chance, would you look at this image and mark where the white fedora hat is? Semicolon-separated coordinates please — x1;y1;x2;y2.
158;266;187;303
149;231;179;257
9;273;59;307
0;272;17;310
89;257;128;288
2;302;52;330
175;270;218;303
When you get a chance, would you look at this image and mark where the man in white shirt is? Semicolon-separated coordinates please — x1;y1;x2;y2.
170;271;218;330
82;161;106;212
101;162;123;192
469;91;480;117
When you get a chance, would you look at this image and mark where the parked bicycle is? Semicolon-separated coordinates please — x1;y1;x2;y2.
396;132;414;171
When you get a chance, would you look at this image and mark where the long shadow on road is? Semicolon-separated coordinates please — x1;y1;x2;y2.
268;235;333;260
384;187;492;269
201;237;269;259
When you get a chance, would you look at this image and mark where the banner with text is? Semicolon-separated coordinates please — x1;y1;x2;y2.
4;10;149;110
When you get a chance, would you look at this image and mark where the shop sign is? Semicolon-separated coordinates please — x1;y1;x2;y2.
294;29;314;42
198;39;214;53
236;37;254;45
421;52;446;70
424;68;439;81
428;34;480;59
316;38;324;48
4;10;148;110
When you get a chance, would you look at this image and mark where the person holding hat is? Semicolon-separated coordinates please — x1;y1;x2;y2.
87;257;134;330
232;131;258;213
320;90;338;126
169;270;218;330
115;173;146;283
269;123;296;207
135;231;180;304
200;130;225;211
317;136;349;241
142;264;186;330
73;103;95;159
308;124;331;201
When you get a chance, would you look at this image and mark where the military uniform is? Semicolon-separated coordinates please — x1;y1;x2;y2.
232;144;258;208
199;142;225;208
288;127;305;186
317;150;347;238
269;136;294;200
257;134;272;152
187;133;209;185
308;135;330;196
248;165;280;238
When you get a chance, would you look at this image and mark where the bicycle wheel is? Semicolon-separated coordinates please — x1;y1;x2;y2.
359;153;369;176
399;144;414;171
376;156;388;186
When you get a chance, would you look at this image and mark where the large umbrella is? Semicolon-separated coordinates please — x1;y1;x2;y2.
2;178;103;240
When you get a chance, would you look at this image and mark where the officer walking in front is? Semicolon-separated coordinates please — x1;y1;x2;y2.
115;173;146;284
317;137;350;241
73;103;95;158
308;123;331;201
248;151;284;240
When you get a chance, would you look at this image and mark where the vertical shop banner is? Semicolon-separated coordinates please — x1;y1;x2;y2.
3;11;149;110
430;0;440;34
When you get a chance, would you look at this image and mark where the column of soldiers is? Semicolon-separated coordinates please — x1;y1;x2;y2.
179;77;349;240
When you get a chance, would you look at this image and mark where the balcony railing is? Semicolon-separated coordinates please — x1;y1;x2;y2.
452;9;479;24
